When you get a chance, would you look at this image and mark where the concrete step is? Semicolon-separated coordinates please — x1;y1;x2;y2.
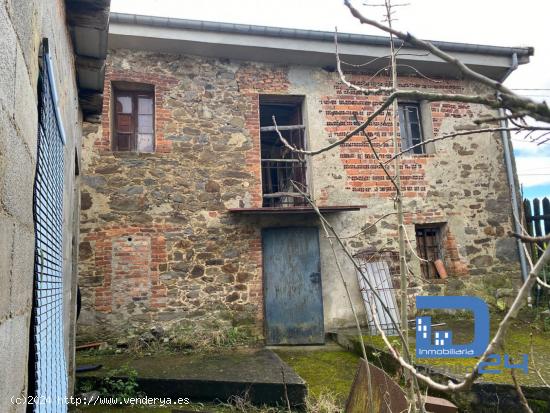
76;348;307;406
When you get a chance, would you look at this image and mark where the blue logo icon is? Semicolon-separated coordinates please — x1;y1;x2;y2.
415;296;489;358
415;296;528;374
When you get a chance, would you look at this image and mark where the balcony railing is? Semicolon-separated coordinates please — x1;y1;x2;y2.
261;159;308;207
260;124;308;208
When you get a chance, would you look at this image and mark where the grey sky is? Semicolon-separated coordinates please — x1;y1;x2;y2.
110;0;550;195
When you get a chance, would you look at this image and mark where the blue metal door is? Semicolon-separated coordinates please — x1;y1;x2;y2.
28;42;68;412
263;227;324;345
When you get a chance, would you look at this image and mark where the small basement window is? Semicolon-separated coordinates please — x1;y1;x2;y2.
113;83;154;152
398;102;424;154
259;95;308;207
415;225;444;279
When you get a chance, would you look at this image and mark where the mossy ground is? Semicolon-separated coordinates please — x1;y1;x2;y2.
73;347;357;412
71;310;549;412
274;348;361;404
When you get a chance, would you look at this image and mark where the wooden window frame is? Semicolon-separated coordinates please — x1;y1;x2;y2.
398;102;425;154
113;88;155;152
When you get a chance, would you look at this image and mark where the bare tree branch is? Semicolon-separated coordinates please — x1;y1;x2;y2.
273;89;545;156
536;277;550;290
401;224;429;263
353;113;400;192
512;233;550;243
289;182;412;358
339;230;550;395
291;180;426;412
510;360;533;413
395;64;443;83
343;0;550;123
333;212;398;239
385;127;527;164
336;28;394;95
368;292;431;413
474;111;530;125
373;245;550;392
283;2;550;407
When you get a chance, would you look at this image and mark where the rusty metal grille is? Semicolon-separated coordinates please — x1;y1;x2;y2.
29;45;68;412
261;158;308;207
261;126;308;207
355;250;401;336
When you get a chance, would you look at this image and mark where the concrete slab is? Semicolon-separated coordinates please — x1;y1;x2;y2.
77;348;307;406
267;342;343;352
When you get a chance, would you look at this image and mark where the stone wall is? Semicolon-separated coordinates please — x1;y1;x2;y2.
78;48;521;342
0;0;83;411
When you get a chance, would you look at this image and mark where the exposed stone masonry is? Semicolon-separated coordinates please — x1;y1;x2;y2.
78;48;521;342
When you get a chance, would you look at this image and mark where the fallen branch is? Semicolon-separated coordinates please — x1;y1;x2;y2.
280;366;292;413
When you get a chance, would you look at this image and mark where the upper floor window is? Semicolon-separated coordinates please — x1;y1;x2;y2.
113;85;154;152
259;95;308;208
398;102;424;154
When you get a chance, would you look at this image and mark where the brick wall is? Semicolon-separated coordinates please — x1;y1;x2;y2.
236;63;290;208
323;75;473;198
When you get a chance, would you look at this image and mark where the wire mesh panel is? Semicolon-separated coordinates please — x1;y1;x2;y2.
29;49;68;412
355;250;401;336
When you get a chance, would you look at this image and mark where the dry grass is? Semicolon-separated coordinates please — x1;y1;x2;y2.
305;392;343;413
216;391;343;413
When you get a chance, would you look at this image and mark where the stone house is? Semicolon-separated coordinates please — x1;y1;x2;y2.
78;13;532;345
0;0;109;411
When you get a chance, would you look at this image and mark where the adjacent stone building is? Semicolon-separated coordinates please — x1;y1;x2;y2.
0;1;108;411
78;13;532;345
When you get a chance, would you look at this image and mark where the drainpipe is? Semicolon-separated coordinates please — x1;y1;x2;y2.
497;52;530;283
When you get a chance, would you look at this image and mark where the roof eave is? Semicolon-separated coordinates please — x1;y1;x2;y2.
107;13;531;81
66;0;111;117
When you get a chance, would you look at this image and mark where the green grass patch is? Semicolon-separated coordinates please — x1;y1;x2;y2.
275;349;360;403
